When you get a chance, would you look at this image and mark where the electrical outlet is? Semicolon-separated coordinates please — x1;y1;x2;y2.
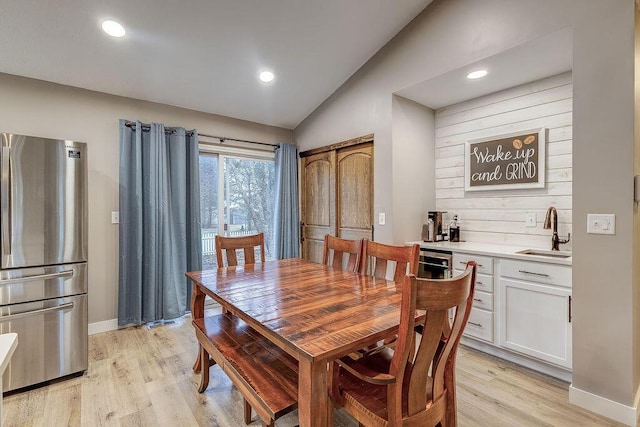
111;211;120;224
525;212;537;228
378;212;386;225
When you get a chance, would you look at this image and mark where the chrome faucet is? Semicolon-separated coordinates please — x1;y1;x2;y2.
543;206;571;251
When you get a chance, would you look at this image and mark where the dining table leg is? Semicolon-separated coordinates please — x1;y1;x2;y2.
298;357;330;427
190;282;206;373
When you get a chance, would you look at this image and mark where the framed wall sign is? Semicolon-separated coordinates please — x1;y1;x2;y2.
464;128;546;192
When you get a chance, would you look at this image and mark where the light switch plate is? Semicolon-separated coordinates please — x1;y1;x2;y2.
378;212;386;225
111;211;120;224
525;212;537;228
587;214;615;235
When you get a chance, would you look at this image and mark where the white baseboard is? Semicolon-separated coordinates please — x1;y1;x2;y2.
88;318;118;335
569;384;640;426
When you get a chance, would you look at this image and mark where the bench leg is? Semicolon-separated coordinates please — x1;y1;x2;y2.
243;397;274;427
193;344;202;373
197;345;210;393
243;399;253;424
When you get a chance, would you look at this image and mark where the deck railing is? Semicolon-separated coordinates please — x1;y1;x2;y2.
201;228;259;255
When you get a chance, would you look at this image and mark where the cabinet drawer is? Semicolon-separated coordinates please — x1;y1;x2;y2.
455;270;493;293
464;308;493;342
501;259;571;287
472;290;493;311
454;253;493;275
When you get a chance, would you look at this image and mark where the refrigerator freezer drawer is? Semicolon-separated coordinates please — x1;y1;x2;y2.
0;263;87;306
0;294;87;392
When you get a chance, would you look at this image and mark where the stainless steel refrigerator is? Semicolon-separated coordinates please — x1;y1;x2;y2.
0;133;88;392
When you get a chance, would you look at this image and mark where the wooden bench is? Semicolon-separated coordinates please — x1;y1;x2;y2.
193;314;298;427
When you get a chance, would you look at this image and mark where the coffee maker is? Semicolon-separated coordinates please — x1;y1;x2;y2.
422;211;447;242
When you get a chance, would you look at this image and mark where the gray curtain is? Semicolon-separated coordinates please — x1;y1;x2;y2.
118;120;202;326
273;143;300;259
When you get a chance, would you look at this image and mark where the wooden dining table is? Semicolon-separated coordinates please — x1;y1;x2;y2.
187;258;408;427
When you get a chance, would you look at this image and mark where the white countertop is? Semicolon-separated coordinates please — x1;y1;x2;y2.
406;241;572;266
0;333;17;376
0;333;17;427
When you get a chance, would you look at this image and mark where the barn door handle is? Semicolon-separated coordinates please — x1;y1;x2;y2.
300;221;305;243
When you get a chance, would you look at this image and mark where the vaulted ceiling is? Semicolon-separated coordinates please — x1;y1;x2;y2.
0;1;431;129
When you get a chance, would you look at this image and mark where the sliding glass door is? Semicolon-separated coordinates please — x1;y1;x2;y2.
199;151;275;269
199;154;220;267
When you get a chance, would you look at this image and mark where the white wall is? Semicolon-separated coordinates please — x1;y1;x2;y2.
0;73;293;326
391;95;435;243
435;73;573;249
295;0;638;423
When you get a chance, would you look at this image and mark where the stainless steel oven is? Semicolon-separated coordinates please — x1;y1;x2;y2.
417;249;452;279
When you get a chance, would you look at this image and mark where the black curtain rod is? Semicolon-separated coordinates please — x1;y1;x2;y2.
123;121;279;149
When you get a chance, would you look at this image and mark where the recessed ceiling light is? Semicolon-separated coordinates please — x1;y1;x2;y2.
467;69;488;79
102;20;126;38
259;70;275;83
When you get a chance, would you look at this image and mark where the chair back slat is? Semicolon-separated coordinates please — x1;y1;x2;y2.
407;309;448;414
225;249;238;266
322;235;362;272
215;233;265;267
243;247;256;264
359;240;419;282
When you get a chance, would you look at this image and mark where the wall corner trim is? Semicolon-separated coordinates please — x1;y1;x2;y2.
88;318;118;335
569;384;639;426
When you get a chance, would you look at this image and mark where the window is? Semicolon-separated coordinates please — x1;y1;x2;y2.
199;145;275;269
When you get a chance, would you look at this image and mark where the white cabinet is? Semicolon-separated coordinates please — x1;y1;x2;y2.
454;253;495;343
498;259;572;369
415;241;573;379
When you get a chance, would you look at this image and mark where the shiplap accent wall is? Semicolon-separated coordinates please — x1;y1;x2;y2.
435;72;572;249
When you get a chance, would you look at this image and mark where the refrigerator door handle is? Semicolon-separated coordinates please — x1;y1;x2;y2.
1;302;74;322
1;146;10;256
0;269;74;285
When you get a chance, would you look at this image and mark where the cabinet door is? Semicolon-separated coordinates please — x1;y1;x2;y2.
499;278;572;368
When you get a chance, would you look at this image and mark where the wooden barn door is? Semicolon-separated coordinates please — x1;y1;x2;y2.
336;143;373;242
300;135;373;263
300;151;335;263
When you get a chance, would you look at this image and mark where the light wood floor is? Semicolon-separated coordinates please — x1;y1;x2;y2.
2;309;627;427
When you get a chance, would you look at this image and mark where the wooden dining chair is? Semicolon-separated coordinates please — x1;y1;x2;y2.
329;262;477;427
359;239;419;282
215;232;265;267
358;240;420;353
322;234;363;272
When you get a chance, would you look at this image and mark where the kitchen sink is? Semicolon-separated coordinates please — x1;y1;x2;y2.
516;249;572;259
